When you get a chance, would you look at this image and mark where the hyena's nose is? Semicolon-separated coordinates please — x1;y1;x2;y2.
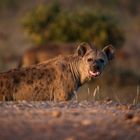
93;65;100;71
93;61;100;70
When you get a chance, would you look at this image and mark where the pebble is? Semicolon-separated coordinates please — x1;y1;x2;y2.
65;136;76;140
132;116;140;125
124;113;134;120
81;119;92;126
51;110;62;117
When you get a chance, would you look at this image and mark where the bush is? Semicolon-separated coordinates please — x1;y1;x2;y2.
22;3;125;49
22;2;61;44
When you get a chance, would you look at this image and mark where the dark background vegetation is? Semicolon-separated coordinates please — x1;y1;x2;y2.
0;0;140;103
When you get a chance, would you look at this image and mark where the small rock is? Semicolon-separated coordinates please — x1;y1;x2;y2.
81;119;92;126
125;113;134;120
132;116;140;124
52;110;62;117
65;136;76;140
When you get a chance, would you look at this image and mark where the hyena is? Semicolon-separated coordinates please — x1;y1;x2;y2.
18;43;75;68
0;42;114;101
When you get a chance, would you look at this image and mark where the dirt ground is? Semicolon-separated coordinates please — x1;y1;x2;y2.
0;100;140;140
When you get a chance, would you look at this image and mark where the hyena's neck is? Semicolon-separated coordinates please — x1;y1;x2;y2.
68;56;81;89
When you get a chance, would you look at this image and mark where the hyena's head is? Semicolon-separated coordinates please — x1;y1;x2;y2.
76;42;115;83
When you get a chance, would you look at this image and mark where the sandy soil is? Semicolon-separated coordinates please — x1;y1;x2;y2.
0;100;140;140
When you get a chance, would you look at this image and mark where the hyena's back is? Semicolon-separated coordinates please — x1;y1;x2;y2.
0;65;59;101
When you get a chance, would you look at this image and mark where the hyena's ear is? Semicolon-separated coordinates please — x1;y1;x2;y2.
76;42;91;57
102;45;115;61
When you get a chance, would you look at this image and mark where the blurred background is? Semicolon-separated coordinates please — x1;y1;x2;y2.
0;0;140;103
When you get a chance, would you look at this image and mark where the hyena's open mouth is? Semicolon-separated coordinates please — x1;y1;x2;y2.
89;70;101;77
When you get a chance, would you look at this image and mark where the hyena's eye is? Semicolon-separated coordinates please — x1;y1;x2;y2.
87;58;93;62
100;59;105;63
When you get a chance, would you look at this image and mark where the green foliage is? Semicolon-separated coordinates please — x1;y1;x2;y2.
22;3;125;49
22;3;61;44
